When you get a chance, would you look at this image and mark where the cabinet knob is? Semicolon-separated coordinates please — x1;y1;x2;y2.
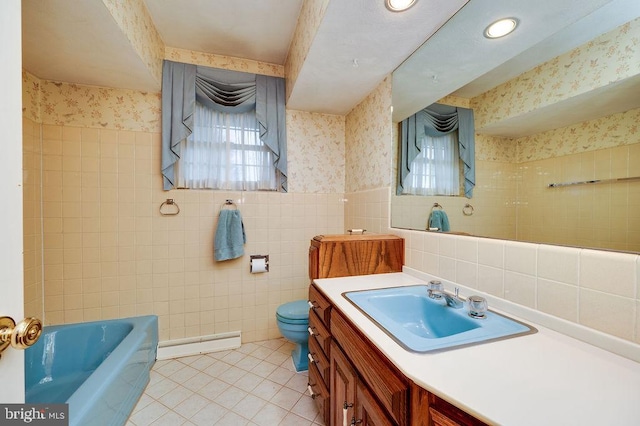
307;326;317;336
308;300;319;310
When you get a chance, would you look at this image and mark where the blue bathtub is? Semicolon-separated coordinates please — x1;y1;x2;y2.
25;315;158;426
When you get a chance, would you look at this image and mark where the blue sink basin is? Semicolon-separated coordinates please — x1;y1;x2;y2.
343;285;536;352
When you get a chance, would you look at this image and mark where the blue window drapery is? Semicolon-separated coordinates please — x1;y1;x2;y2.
161;60;288;191
397;103;475;198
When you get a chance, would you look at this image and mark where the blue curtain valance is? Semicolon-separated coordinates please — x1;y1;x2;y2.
161;60;288;191
195;66;256;113
397;103;476;198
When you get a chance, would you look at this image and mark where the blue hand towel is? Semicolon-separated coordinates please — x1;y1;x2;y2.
429;210;450;232
214;209;246;261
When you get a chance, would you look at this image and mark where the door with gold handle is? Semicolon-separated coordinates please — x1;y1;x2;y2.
0;316;42;358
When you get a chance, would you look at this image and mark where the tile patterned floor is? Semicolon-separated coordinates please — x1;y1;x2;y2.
127;339;324;426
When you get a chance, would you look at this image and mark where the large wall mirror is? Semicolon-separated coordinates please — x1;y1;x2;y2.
391;0;640;253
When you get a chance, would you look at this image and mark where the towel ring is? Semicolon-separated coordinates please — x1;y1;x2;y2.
463;203;474;216
221;199;238;210
160;199;180;216
431;202;443;211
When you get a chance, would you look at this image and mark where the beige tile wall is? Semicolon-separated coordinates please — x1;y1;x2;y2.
391;159;518;239
23;117;43;319
516;143;640;251
23;66;347;343
36;123;345;342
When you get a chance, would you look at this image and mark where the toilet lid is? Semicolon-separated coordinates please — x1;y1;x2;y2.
276;300;309;321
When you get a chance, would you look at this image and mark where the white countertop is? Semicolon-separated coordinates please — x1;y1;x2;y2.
314;270;640;426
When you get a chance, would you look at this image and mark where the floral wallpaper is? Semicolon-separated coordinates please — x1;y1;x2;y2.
472;17;640;130
101;0;165;86
24;72;161;132
22;71;41;123
345;77;393;192
516;107;640;162
286;110;345;193
476;134;517;163
165;47;284;78
284;0;330;101
437;94;470;108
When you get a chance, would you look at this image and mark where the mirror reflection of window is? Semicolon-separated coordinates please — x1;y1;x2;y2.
401;133;460;195
397;103;475;198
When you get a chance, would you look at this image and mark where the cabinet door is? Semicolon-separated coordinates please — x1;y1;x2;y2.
331;341;357;426
355;381;396;426
427;392;488;426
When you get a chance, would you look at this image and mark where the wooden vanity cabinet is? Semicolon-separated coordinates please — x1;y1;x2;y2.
310;283;489;426
309;234;404;280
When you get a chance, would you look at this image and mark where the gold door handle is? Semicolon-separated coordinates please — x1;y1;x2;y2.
0;316;42;358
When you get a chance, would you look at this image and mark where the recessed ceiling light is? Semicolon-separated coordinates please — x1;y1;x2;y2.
385;0;417;12
484;18;519;39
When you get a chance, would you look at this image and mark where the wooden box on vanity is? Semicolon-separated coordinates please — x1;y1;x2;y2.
308;234;405;280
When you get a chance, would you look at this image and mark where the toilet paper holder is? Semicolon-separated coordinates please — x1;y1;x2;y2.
250;255;269;273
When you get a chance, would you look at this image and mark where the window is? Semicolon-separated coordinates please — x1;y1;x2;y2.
176;102;277;190
401;132;460;195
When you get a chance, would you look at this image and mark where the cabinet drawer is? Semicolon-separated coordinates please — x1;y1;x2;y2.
308;310;331;355
331;309;408;426
308;331;330;385
309;284;332;325
308;362;330;425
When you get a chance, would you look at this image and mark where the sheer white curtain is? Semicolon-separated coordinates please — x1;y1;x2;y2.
402;133;460;195
177;102;277;190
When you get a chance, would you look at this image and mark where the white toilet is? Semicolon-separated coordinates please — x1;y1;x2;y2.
275;300;310;372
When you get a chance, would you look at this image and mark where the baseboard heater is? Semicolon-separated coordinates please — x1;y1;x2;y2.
156;331;241;360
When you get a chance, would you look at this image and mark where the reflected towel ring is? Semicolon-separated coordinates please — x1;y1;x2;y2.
159;199;180;216
463;203;474;216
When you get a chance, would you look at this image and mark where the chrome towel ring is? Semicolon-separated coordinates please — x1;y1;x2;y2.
160;199;180;216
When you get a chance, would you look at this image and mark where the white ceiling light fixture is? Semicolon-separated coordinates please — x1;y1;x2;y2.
385;0;417;12
484;18;519;39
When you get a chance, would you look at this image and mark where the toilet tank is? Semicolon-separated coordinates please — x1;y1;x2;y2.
308;234;404;281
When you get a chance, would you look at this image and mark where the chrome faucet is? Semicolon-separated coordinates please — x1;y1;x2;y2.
428;286;464;309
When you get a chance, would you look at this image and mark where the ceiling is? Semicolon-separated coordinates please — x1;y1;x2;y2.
21;0;468;115
21;0;640;122
22;0;468;115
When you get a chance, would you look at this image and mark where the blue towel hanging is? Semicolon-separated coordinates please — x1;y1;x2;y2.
429;210;450;232
214;209;246;261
